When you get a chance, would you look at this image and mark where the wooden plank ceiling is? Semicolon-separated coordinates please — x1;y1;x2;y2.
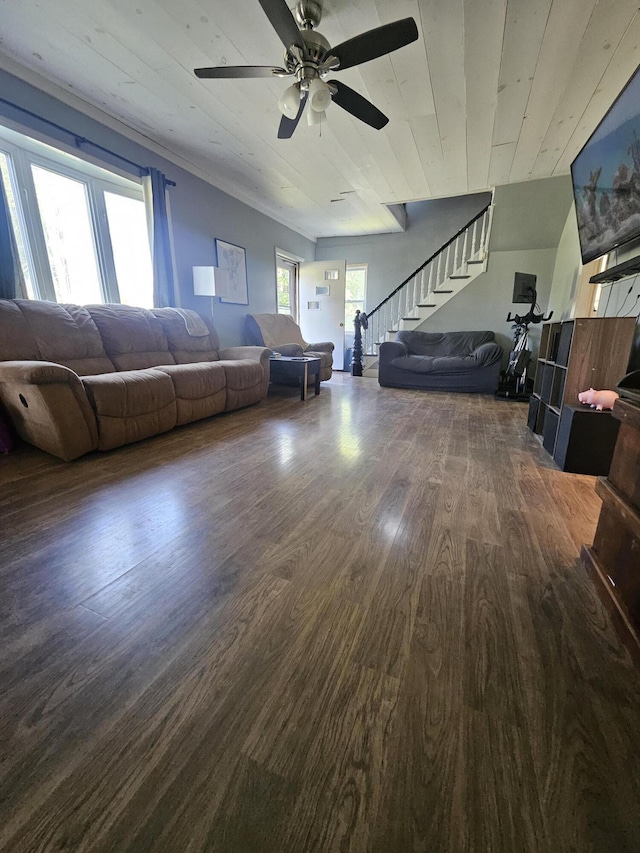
0;0;638;239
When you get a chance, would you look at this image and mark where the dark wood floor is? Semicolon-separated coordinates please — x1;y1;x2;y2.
1;373;639;852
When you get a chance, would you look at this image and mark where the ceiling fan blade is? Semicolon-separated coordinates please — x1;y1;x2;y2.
195;65;288;79
278;92;308;139
329;17;418;71
328;80;388;129
257;0;304;51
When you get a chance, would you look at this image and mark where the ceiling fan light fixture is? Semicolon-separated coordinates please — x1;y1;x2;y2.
193;1;416;138
307;105;325;126
278;83;301;119
308;77;331;112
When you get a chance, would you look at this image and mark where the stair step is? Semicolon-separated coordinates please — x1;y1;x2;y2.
449;275;470;280
418;303;436;308
402;316;420;321
467;259;484;264
433;289;453;294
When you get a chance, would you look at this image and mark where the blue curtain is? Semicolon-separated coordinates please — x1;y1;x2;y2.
143;167;177;308
0;175;26;300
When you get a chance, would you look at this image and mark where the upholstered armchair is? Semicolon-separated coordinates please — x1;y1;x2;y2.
244;313;334;380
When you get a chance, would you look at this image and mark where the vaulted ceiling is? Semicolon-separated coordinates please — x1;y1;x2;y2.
0;0;639;239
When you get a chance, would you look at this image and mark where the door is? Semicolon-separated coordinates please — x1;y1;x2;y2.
299;260;346;370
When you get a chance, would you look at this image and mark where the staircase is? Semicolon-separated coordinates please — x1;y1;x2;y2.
360;202;493;375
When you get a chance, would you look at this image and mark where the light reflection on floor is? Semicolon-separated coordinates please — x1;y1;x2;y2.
336;396;361;461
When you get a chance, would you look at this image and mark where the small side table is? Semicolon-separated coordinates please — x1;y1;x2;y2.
268;356;321;401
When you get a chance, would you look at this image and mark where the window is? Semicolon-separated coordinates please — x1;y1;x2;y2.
276;254;299;319
0;151;36;298
345;264;367;329
0;124;153;307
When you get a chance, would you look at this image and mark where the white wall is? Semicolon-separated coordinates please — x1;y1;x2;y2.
547;207;582;321
596;253;640;372
546;198;640;373
0;68;316;347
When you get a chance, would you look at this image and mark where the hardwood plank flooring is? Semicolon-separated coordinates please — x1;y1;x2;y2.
1;373;639;852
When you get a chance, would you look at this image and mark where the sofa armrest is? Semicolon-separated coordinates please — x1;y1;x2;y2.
379;341;408;363
271;343;305;357
218;346;271;399
0;360;98;460
218;346;271;363
305;341;334;353
0;360;79;384
472;342;503;366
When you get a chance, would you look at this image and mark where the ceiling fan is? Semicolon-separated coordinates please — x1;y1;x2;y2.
194;0;419;139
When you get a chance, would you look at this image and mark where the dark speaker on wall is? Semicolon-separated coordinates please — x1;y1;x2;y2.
512;272;537;303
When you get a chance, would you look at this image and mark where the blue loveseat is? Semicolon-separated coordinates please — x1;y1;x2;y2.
379;329;503;394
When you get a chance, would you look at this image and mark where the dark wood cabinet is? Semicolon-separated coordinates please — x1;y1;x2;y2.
582;399;640;664
528;317;636;473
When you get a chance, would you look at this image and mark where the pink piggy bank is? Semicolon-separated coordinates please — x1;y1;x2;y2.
577;388;619;411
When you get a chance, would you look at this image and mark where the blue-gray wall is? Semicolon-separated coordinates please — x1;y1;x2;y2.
0;68;583;359
315;193;492;310
423;177;574;360
0;68;316;347
316;177;573;362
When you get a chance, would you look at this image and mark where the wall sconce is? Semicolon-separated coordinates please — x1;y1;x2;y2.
193;265;232;323
193;265;232;298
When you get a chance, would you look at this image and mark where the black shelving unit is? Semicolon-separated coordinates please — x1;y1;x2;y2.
528;317;636;472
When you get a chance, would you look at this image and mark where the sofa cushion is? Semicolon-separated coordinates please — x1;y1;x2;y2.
0;299;115;374
0;300;39;361
86;304;176;371
395;329;496;357
151;308;221;363
155;362;227;425
390;354;484;374
81;368;176;450
219;359;265;410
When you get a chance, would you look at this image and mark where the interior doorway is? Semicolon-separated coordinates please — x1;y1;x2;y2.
299;260;346;369
275;255;366;371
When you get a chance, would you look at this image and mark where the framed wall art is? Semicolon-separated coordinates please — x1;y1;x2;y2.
214;238;248;305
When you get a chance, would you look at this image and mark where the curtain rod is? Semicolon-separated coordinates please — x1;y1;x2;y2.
0;95;176;186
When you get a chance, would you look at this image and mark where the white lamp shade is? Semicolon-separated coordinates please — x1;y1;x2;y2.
307;106;325;126
193;266;232;298
308;78;331;112
278;84;301;119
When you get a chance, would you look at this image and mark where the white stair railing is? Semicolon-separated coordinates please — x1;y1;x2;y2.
361;202;493;359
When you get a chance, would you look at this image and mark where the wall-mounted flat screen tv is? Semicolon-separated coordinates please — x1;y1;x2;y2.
570;63;640;264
